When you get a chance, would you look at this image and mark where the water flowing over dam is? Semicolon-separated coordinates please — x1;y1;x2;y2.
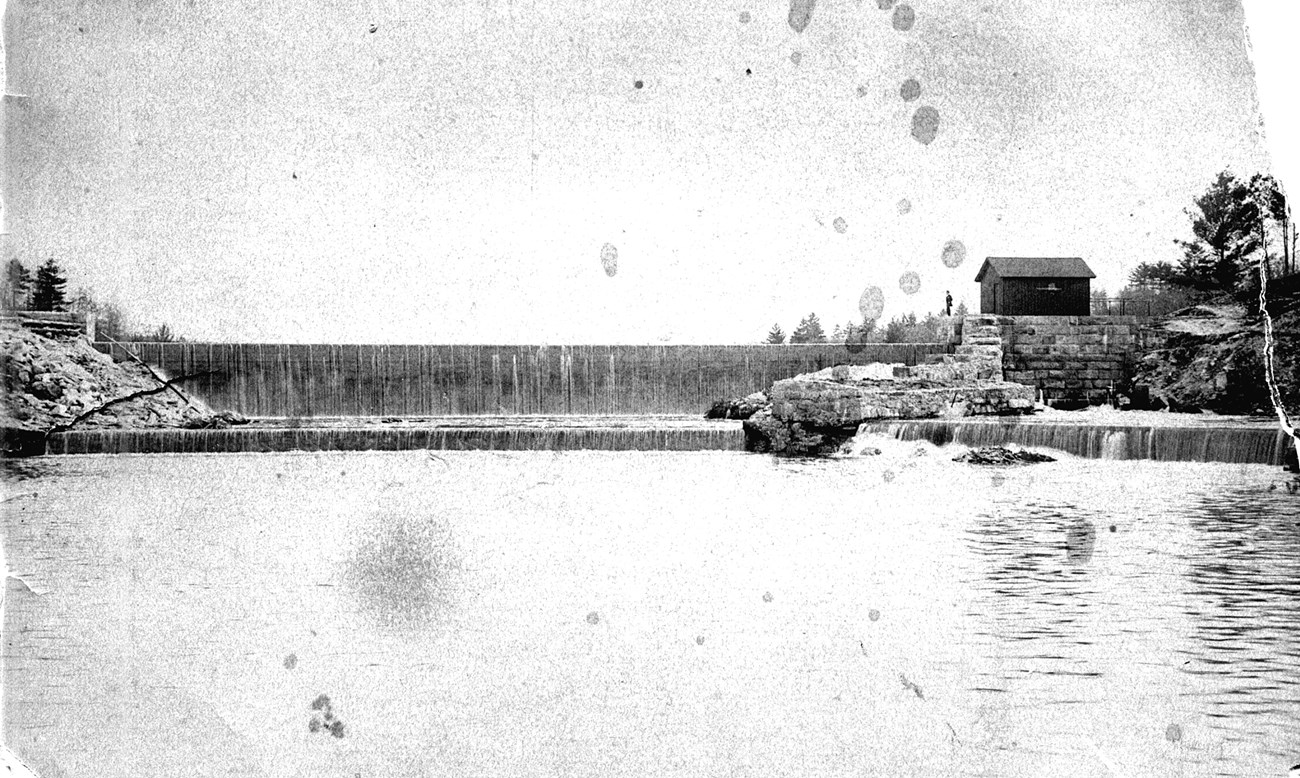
94;342;954;417
46;417;745;455
860;418;1291;466
43;414;1290;465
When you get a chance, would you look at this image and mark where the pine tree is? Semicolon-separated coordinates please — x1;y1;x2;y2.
1175;171;1259;293
30;258;69;311
764;323;786;344
4;258;31;310
789;313;827;344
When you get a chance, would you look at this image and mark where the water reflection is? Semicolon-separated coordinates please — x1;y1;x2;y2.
0;456;61;482
345;512;462;628
1179;487;1300;763
6;454;1300;775
963;502;1104;690
1064;519;1096;565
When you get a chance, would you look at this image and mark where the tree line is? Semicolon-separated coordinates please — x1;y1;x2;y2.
1121;171;1294;313
764;303;968;345
768;169;1294;342
2;257;182;342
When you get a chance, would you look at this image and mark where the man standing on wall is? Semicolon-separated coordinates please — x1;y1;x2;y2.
945;291;953;316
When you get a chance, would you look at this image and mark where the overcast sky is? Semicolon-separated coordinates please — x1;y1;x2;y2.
1;0;1289;343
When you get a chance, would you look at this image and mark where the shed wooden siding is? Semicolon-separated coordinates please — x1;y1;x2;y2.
976;257;1094;316
991;277;1090;315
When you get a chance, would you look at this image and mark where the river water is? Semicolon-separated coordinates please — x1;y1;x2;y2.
3;446;1298;776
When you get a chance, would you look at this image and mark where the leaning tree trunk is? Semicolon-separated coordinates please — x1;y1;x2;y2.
1257;233;1299;470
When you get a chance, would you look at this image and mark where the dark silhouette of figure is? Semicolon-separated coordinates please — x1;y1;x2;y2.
945;291;953;316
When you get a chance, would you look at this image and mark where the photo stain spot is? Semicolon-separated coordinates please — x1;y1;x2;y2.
346;515;459;627
868;608;881;621
855;85;869;98
762;591;774;603
309;694;346;738
283;653;298;670
600;243;618;277
899;271;922;295
859;286;885;321
586;611;600;625
900;673;925;699
897;198;912;215
633;79;644;89
844;323;873;354
900;78;921;102
892;4;915;31
990;473;1006;487
940;239;967;268
788;0;815;33
745;68;753;76
1065;519;1097;565
695;635;705;645
790;51;803;66
739;10;751;23
833;216;848;233
911;105;940;145
882;469;895;482
1109;524;1117;532
877;0;895;9
1165;723;1183;743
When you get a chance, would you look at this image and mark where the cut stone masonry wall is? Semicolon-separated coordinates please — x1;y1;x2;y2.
959;315;1158;402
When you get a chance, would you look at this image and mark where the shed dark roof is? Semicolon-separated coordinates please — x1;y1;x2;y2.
975;257;1096;282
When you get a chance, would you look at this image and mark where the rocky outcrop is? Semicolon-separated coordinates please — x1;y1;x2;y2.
1130;300;1300;415
767;375;1034;426
741;362;1036;455
704;391;768;420
1;323;237;452
953;447;1056;465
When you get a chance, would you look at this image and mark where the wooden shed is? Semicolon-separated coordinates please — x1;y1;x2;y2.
975;257;1096;316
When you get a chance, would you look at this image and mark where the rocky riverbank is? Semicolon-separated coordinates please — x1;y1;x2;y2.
1131;299;1300;415
1;322;241;455
725;362;1036;456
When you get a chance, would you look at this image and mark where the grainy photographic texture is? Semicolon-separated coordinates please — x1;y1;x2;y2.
3;1;1300;776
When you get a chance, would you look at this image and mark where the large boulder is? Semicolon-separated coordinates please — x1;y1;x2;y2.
703;391;768;420
769;377;1035;427
745;372;1036;455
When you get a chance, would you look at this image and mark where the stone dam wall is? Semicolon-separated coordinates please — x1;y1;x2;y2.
960;315;1161;402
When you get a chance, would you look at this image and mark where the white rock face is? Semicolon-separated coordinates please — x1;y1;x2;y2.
794;364;903;382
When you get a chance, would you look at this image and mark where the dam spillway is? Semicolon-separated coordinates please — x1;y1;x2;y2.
44;416;746;455
40;414;1292;465
92;342;955;417
859;417;1291;466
